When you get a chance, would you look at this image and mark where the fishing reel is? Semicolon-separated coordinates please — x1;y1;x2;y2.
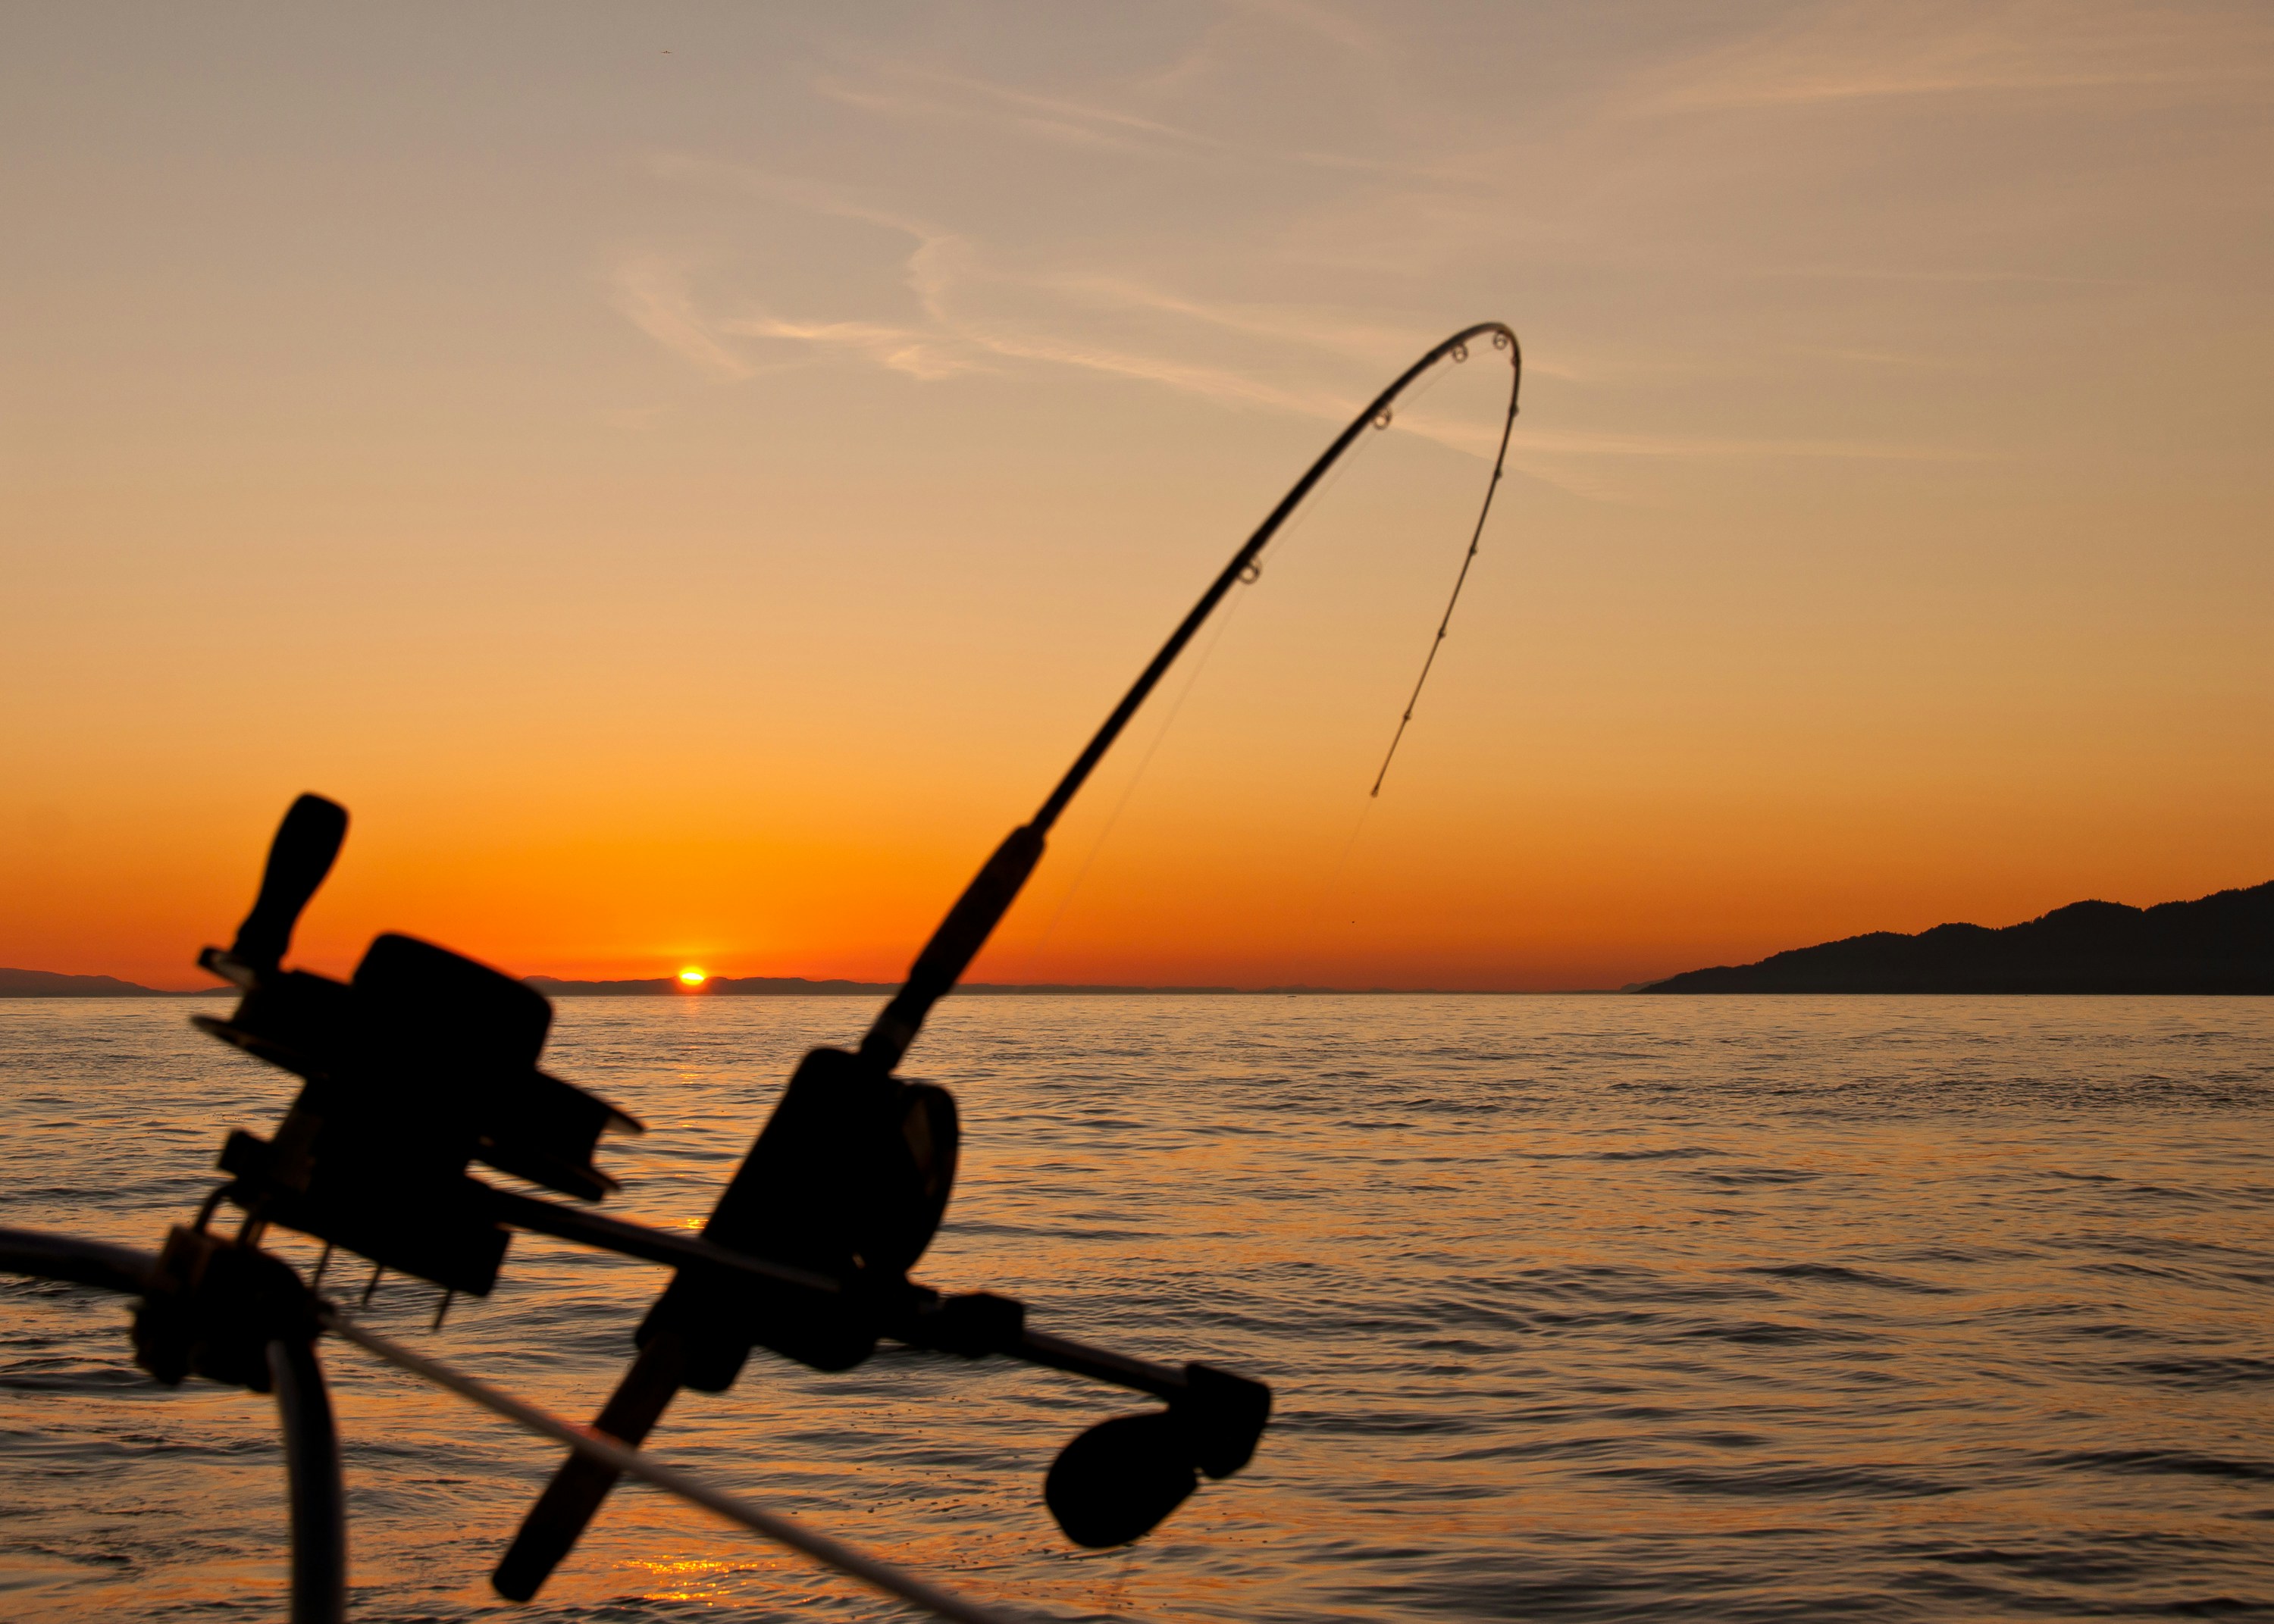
492;831;1273;1599
194;793;641;1295
639;1044;960;1381
493;1037;976;1596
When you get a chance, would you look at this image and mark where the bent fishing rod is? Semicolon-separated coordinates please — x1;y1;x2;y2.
497;320;1522;1597
0;321;1521;1622
860;320;1522;1074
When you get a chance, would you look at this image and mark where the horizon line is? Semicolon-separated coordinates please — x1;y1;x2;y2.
0;965;1622;998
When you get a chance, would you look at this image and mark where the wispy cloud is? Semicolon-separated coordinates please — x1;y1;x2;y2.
812;58;1452;183
610;257;755;380
612;149;1995;493
620;0;2165;508
1790;344;1972;372
1035;274;1420;365
1762;264;2136;287
716;313;969;381
619;160;1375;419
1508;425;1993;462
1223;0;1383;61
816;65;1226;161
1632;0;2274;114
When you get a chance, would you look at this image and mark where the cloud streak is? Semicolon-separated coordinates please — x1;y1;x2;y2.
621;160;1370;420
812;58;1456;183
1630;0;2274;114
610;258;756;380
612;0;2207;493
611;202;1971;483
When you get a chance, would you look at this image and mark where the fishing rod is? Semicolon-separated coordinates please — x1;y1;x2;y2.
498;321;1522;1597
0;321;1521;1618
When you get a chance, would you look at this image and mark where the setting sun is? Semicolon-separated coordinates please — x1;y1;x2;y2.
677;968;706;987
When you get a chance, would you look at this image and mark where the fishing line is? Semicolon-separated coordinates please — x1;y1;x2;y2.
1028;578;1251;958
1273;351;1512;982
1321;790;1380;922
1242;358;1427;577
1026;405;1395;960
1367;358;1518;797
1035;349;1485;961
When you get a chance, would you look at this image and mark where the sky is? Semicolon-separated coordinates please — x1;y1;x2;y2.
3;1;2270;991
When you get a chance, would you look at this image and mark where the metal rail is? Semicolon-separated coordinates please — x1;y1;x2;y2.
323;1307;1020;1624
0;1228;345;1623
0;1225;1028;1624
0;1226;155;1295
268;1336;347;1623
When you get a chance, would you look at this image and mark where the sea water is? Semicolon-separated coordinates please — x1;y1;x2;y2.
0;995;2267;1622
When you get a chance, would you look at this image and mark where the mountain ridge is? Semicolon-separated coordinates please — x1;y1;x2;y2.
0;968;230;997
1640;881;2274;993
522;975;1248;997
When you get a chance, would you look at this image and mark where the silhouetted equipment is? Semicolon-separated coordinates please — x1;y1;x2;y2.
1044;1361;1273;1547
133;1222;321;1390
0;323;1521;1619
1047;1413;1197;1548
0;1217;350;1624
119;1222;351;1622
497;322;1515;1596
196;793;644;1294
176;789;1279;1608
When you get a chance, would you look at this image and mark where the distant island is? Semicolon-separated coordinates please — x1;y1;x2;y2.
1641;881;2274;993
1;968;1253;999
531;977;1270;997
0;968;230;997
0;966;1474;1000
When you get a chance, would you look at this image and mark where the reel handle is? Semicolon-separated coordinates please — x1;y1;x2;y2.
229;793;349;970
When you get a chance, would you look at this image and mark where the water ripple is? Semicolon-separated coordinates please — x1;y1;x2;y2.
0;994;2268;1621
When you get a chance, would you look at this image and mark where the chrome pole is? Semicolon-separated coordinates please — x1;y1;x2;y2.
268;1337;347;1624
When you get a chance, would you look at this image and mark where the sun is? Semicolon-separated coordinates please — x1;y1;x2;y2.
677;968;707;987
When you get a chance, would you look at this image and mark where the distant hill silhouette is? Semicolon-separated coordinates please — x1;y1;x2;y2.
0;967;1446;1000
525;976;1245;997
0;968;238;997
1;968;164;997
526;975;888;997
1641;882;2274;993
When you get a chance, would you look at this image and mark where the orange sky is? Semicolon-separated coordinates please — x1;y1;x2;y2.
5;4;2271;990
